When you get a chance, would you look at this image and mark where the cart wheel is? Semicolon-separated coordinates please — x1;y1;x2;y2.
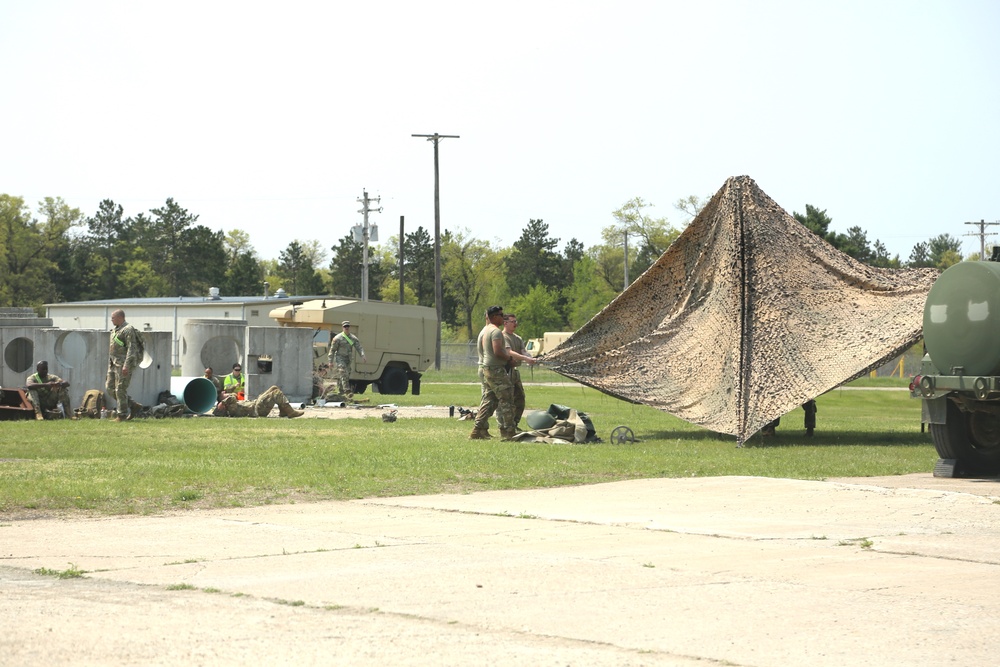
610;426;636;445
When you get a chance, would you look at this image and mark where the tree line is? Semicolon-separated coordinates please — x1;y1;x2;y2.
0;193;964;340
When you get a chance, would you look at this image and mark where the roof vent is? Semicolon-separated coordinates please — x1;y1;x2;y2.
208;287;221;300
274;288;288;299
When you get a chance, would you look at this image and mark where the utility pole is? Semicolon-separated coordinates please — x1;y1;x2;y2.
353;190;381;302
398;215;405;304
412;132;459;370
964;219;1000;261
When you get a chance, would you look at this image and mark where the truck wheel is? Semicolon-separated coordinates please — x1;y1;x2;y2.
930;401;1000;474
379;367;409;395
350;381;368;395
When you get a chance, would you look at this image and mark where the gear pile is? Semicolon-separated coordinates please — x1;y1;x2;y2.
542;176;939;445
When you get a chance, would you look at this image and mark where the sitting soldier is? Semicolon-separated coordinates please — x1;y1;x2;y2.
26;360;77;421
213;385;304;418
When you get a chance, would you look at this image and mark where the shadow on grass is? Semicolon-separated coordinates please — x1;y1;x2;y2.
641;429;932;448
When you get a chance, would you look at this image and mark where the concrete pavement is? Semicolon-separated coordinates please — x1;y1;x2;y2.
2;474;998;666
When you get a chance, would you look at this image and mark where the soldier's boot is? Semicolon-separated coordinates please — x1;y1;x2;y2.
279;403;304;418
35;411;45;421
469;428;492;440
500;428;517;441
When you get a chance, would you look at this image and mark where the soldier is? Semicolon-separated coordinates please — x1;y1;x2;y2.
25;360;77;421
502;313;537;430
471;305;516;440
213;385;304;418
328;321;366;397
203;367;223;394
107;308;144;422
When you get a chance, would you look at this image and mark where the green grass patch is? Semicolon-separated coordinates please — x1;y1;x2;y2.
0;384;935;517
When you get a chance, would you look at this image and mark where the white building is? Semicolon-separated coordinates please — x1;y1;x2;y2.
45;287;326;368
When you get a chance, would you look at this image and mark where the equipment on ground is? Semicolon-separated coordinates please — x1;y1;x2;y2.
609;426;636;444
911;260;1000;476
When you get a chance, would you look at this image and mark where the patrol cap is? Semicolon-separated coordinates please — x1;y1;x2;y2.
342;320;351;327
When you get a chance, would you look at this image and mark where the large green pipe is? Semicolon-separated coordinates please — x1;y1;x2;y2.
170;377;218;414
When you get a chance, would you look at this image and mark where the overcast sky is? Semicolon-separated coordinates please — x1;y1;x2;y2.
3;0;998;264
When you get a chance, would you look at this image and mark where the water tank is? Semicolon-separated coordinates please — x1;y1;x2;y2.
923;261;1000;376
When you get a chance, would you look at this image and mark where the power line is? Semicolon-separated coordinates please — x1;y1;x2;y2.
964;219;1000;260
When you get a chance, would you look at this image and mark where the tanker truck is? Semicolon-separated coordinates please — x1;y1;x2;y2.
911;261;1000;475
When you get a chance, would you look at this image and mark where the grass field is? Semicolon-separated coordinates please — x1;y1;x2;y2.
0;377;937;517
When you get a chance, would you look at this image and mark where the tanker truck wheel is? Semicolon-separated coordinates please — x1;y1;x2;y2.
930;401;1000;475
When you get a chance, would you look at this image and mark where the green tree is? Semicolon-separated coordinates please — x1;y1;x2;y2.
224;251;265;296
608;197;680;284
506;219;565;296
0;195;79;308
908;242;932;267
793;204;834;239
928;234;963;269
279;240;325;295
183;225;228;295
399;226;436;306
329;234;387;298
76;199;133;299
442;230;505;338
506;284;565;340
563;254;617;329
142;198;195;295
223;229;254;262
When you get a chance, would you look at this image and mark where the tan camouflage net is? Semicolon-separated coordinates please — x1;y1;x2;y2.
543;176;939;445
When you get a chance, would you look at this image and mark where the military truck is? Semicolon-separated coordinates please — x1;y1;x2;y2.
911;261;1000;475
525;331;574;356
269;299;437;395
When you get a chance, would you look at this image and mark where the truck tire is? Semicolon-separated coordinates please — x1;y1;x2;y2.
379;367;409;395
930;400;1000;474
350;381;368;395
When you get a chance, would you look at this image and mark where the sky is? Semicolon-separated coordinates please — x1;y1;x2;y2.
2;0;998;265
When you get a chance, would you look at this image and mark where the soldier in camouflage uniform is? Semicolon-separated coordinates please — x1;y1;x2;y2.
26;360;77;421
328;321;366;396
213;385;304;418
471;305;516;440
107;309;144;422
502;313;537;430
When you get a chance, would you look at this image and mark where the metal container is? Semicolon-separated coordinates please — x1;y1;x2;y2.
923;261;1000;376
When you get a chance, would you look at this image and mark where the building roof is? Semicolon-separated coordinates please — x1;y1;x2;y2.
45;294;337;308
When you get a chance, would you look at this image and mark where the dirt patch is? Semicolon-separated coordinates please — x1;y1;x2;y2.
300;403;467;420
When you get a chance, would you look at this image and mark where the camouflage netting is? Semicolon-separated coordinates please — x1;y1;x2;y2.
543;176;939;444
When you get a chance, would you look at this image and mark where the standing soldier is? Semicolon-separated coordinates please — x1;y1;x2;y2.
471;305;515;441
107;308;144;422
502;313;537;431
328;321;366;397
26;360;77;421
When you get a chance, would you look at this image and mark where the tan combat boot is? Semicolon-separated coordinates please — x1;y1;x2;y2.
280;403;304;418
500;428;517;441
469;428;492;440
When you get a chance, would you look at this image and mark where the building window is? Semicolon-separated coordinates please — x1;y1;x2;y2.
251;310;259;317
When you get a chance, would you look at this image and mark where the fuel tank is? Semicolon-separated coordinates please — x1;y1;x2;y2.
923;261;1000;376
